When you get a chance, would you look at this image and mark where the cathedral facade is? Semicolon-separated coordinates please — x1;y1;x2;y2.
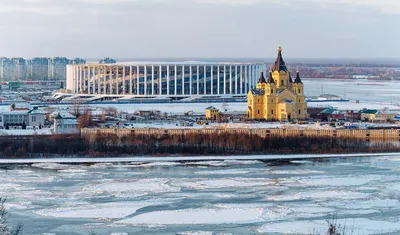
247;47;308;121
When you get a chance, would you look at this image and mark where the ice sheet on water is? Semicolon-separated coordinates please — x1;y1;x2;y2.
325;199;399;210
0;183;21;190
265;190;369;201
32;163;75;170
194;169;256;175
258;218;400;235
388;183;400;191
222;160;263;165
87;178;180;197
176;178;274;189
116;207;264;225
141;162;182;167
35;202;151;219
302;175;380;187
178;232;213;235
186;161;229;167
267;169;324;175
290;160;313;164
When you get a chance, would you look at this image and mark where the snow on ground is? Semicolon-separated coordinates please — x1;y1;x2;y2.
116;207;264;225
0;128;52;135
257;218;400;235
52;101;400;115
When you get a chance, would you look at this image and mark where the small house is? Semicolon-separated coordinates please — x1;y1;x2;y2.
205;106;220;120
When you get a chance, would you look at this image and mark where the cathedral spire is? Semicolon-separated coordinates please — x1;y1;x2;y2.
294;67;303;84
267;70;275;84
258;70;266;83
272;46;288;72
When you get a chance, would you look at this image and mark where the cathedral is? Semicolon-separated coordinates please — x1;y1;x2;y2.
247;47;308;121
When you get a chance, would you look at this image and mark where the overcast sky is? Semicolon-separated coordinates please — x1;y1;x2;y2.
0;0;399;59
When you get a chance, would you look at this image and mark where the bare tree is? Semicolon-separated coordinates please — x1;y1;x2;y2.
0;198;23;235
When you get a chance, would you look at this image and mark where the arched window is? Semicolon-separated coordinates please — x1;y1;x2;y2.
298;109;301;115
258;110;260;115
298;88;301;94
271;110;274;115
271;89;274;94
281;80;284;86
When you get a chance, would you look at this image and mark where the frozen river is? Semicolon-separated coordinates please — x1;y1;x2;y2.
2;154;400;235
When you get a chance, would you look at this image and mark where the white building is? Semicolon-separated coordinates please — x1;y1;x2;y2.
0;106;45;127
66;62;263;98
53;112;79;134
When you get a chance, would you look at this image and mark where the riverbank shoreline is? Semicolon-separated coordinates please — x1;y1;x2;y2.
0;152;399;164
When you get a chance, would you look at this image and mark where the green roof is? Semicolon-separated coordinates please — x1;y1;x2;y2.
320;109;335;115
361;109;378;114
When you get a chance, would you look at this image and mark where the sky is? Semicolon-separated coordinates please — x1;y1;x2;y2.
0;0;399;59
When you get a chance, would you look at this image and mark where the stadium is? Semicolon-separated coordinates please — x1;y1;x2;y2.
65;62;264;101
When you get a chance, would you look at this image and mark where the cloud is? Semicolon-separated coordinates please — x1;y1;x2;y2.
0;0;399;15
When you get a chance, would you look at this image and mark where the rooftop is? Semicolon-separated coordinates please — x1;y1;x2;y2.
250;89;265;96
71;61;263;66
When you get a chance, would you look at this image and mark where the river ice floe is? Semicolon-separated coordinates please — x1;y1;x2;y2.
265;190;369;201
86;178;181;197
176;178;275;190
116;207;264;225
35;202;152;219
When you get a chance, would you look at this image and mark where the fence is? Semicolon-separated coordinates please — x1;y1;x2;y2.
81;128;400;141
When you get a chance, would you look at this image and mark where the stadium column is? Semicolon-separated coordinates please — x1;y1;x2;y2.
249;65;252;89
174;65;177;96
223;65;227;95
159;65;162;95
83;66;87;93
182;65;185;95
136;65;140;95
244;65;247;93
189;65;192;95
203;65;206;95
103;66;107;95
217;65;220;95
167;65;170;96
74;66;78;93
210;65;213;95
229;65;233;94
97;66;101;95
79;66;82;94
109;66;113;95
88;66;91;95
196;65;200;95
235;65;238;95
92;66;95;94
152;65;155;96
115;66;119;95
144;66;147;96
129;66;133;95
240;65;243;95
122;66;126;95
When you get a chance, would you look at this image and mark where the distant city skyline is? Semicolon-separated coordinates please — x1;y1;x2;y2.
0;0;399;59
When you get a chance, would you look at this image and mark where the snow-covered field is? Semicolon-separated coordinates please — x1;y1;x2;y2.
2;153;400;234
